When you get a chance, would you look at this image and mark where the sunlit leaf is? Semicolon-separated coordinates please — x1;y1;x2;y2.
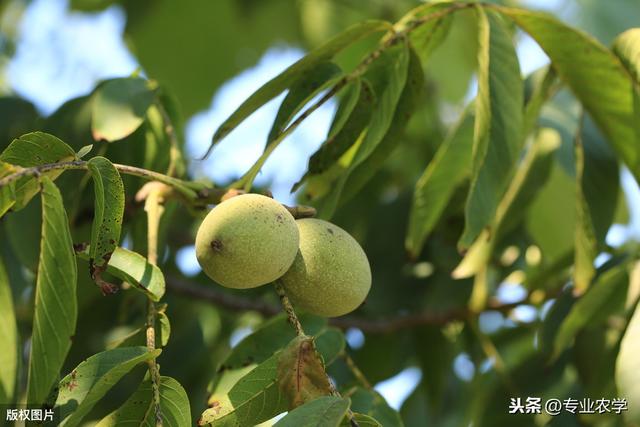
56;347;161;427
0;132;77;210
96;375;191;427
200;353;286;426
92;77;156;142
76;144;93;159
76;246;166;301
274;396;350;427
613;28;640;83
616;301;640;423
158;311;171;347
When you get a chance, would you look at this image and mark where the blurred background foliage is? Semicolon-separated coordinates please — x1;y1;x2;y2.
1;0;640;426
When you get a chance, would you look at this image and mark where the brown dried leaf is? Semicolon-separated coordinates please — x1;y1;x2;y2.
277;335;333;409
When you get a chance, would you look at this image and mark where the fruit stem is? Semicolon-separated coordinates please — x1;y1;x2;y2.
274;280;305;336
273;281;360;427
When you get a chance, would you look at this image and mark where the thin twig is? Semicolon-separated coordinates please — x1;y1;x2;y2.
341;352;372;389
144;184;166;427
0;160;199;199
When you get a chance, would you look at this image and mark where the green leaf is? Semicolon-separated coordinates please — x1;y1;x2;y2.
274;396;350;427
351;40;409;169
55;347;161;427
76;144;93;159
414;326;453;410
574;115;620;293
306;79;374;177
613;28;640;83
277;336;333;409
203;20;391;157
158;311;171;347
5;195;42;271
405;110;474;258
106;326;145;350
96;376;191;427
540;288;576;355
553;262;628;360
340;45;427;205
87;156;125;286
269;62;342;142
341;413;382;427
0;132;75;167
315;40;411;218
616;301;640;424
237;62;343;189
523;66;558;135
76;246;166;302
400;2;455;66
460;7;524;248
0;97;39;149
218;313;326;371
296;80;366;200
574;327;619;400
26;177;78;406
0;255;18;404
0;161;19;218
200;353;287;426
0;132;77;210
526;156;577;262
347;387;403;427
314;327;346;366
91;77;156;142
453;127;561;279
498;7;640;182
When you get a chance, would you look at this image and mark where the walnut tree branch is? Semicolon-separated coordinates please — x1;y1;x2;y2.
165;275;529;334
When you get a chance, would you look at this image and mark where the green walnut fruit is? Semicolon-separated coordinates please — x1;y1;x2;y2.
280;218;371;317
195;194;299;289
